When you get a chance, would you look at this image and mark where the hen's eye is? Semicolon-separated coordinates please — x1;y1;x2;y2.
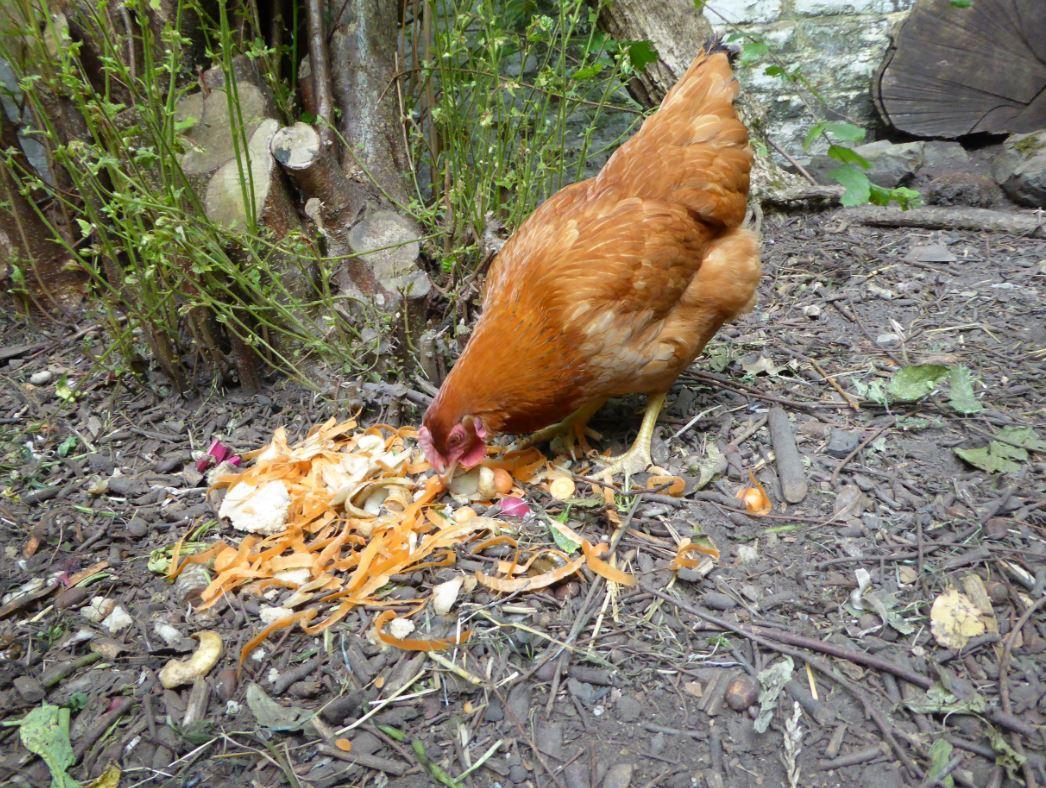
449;434;463;446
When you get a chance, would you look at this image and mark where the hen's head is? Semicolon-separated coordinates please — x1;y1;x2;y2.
418;408;487;475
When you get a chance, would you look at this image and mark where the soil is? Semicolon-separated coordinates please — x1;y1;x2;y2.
1;208;1043;788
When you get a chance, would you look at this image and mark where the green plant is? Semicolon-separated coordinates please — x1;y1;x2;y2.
405;0;644;269
0;0;342;388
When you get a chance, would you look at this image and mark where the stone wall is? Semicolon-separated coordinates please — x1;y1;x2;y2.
709;0;914;154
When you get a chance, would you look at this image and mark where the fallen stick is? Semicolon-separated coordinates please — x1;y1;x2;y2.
842;205;1045;237
767;407;808;504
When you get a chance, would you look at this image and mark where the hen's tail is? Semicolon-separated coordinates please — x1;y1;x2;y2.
596;40;751;229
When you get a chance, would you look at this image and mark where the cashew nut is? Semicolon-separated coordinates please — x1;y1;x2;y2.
158;630;223;689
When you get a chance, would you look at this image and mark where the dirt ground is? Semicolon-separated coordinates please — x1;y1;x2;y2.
1;208;1043;788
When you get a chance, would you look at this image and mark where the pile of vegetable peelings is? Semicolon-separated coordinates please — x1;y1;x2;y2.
168;419;730;664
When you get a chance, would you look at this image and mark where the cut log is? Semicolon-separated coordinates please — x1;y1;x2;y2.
595;0;807;203
840;205;1045;237
270;122;361;221
874;0;1046;138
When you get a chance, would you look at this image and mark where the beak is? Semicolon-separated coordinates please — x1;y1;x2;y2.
442;460;458;486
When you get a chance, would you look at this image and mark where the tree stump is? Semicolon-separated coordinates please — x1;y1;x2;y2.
873;0;1046;137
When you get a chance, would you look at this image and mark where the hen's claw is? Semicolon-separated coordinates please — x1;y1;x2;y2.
597;393;667;483
513;399;605;458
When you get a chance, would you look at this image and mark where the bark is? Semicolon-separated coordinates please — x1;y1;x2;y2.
841;205;1045;237
595;0;807;204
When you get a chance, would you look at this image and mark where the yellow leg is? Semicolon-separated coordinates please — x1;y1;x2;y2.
513;399;606;457
599;393;667;481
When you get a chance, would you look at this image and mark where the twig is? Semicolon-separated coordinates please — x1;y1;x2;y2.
317;744;408;776
808;358;861;411
998;595;1045;788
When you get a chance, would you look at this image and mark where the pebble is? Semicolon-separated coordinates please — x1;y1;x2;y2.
29;370;53;386
826;429;860;458
14;675;46;703
509;765;530;784
725;675;759;711
801;304;822;319
601;763;634;788
126;517;148;538
85;453;116;474
617;694;643;723
483;697;505;722
106;475;147;497
701;592;737;611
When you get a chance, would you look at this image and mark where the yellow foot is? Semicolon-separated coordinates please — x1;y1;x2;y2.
596;392;667;484
512;400;605;459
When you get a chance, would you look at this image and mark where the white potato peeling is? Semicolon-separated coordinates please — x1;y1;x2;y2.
158;630;224;689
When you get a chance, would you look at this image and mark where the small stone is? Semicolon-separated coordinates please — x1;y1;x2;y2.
926;172;1000;207
214;667;238;701
566;678;598;705
858;613;880;630
483;697;505;722
350;730;382;755
106;475;147;497
801;304;821;319
906;243;957;264
126;517;148;538
102;605;133;634
876;332;901;346
725;675;759;711
601;763;634;788
701;592;737;611
509;765;530;784
826;429;860;458
14;675;46;703
617;694;643;723
987;581;1008;605
85;453;116;474
29;370;53;386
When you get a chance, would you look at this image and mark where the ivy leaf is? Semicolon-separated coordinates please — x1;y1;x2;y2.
822;121;866;142
986;726;1026;779
995;426;1046;453
827;164;871;206
827;144;870;169
803;123;825;150
625;40;658;70
572;63;603;80
954;445;1023;474
887;364;949;401
927;739;955;788
947;366;983;414
693;0;706;9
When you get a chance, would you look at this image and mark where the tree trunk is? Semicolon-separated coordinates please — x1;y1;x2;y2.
0;102;83;312
595;0;807;203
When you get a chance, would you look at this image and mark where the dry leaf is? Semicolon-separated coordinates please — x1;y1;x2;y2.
334;738;353;752
930;588;985;650
432;577;464;616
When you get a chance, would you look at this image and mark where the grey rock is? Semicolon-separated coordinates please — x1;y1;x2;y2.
483;697;504;722
926;172;1001;207
506;683;530;723
536;722;563;759
106;475;147;497
85;453;116;474
601;763;634;788
826;429;860;458
350;730;382;755
509;765;530;783
29;370;53;386
566;677;599;705
617;694;643;723
919;141;971;176
14;675;45;703
701;592;738;611
993;130;1046;207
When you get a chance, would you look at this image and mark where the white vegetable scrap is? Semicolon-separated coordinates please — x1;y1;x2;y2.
219;479;292;535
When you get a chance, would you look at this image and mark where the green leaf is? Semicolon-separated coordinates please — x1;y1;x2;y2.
763;65;786;78
986;726;1026;779
572;63;604;80
887;364;949;401
693;0;706;9
954;445;1022;474
245;682;313;732
827;164;871;206
739;41;768;65
57;435;78;457
547;520;580;554
803;123;825;150
822;121;867;142
949;0;972;6
947;366;983;414
626;40;658;70
827;145;870;169
995;426;1046;452
754;657;793;733
904;684;987;716
19;705;79;788
54;377;76;403
927;738;955;788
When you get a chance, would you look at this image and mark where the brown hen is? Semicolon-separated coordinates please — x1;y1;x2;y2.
419;40;761;478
